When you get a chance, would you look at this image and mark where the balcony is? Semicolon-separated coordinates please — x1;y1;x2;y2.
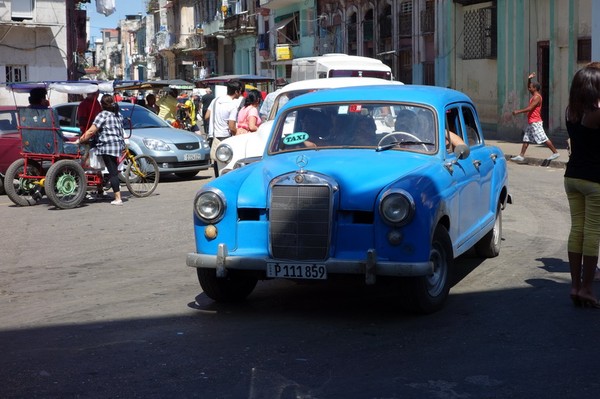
259;0;303;11
223;12;256;35
183;34;205;52
156;31;176;51
146;0;159;13
202;18;226;37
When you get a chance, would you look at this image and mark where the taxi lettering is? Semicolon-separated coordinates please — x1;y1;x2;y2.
283;132;310;145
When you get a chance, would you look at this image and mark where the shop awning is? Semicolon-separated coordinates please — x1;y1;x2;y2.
269;16;295;33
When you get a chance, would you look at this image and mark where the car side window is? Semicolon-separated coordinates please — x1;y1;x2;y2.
56;106;73;127
462;106;481;146
445;107;464;153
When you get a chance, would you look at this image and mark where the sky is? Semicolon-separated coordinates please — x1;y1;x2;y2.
85;0;145;41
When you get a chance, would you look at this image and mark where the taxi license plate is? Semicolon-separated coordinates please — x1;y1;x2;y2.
267;263;327;280
184;153;202;161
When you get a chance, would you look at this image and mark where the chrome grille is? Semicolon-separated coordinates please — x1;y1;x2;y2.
270;184;331;260
175;142;200;150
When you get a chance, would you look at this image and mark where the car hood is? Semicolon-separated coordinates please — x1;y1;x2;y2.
130;127;201;143
225;149;437;210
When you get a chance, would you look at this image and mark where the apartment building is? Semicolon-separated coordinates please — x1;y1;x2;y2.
0;0;88;105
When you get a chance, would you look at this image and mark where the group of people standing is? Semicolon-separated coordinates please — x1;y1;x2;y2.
202;80;266;176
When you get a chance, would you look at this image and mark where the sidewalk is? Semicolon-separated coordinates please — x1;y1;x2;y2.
486;139;569;169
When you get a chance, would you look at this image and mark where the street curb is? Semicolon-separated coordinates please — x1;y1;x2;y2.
503;154;566;169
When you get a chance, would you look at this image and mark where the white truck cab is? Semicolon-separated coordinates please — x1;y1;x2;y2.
290;54;393;82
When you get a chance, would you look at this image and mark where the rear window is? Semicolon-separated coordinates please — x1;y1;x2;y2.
0;109;18;132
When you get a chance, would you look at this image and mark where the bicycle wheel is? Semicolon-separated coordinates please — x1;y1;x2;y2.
4;158;43;206
45;160;87;209
125;155;159;197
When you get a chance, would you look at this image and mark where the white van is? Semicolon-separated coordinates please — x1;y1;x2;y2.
291;54;393;82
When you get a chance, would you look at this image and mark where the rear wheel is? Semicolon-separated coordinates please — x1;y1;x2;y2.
402;224;453;314
197;268;258;302
125;155;159;197
4;158;43;206
475;204;502;258
45;160;87;209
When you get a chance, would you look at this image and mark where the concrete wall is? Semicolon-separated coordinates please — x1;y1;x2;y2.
0;0;68;106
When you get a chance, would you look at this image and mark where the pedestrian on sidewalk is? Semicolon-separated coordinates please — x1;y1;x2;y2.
204;80;244;177
511;72;560;162
563;62;600;308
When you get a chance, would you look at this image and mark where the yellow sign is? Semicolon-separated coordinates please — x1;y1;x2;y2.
276;44;292;61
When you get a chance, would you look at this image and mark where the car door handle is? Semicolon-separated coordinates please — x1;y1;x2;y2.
473;159;481;169
490;153;498;163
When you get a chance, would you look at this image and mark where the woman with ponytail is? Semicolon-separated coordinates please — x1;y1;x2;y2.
80;94;126;205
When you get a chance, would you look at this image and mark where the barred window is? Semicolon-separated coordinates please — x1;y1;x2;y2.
463;6;496;59
577;38;591;63
399;1;412;37
6;65;27;83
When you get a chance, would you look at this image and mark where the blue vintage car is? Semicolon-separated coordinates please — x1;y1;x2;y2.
187;85;510;313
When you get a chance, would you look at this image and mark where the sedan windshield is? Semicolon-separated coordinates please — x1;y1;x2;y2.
119;104;171;129
269;103;437;154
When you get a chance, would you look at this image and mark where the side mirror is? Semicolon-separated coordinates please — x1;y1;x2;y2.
454;144;470;159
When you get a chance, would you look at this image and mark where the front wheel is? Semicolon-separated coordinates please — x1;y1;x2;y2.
197;268;258;302
401;224;453;314
125;155;159;197
45;160;87;209
4;158;43;206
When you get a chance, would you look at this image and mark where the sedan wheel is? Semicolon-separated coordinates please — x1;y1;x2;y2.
401;224;453;314
197;268;258;302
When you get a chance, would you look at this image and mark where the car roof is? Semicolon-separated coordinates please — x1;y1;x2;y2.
279;77;403;94
280;84;473;110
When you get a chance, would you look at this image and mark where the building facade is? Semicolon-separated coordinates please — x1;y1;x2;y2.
0;0;89;105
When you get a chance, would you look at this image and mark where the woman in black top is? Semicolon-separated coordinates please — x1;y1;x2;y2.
564;62;600;308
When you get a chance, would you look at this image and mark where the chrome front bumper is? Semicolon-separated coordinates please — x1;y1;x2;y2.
186;244;433;284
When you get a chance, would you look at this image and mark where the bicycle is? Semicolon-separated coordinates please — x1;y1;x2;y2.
42;143;160;209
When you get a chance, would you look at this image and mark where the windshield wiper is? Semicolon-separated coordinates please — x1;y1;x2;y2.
376;140;434;152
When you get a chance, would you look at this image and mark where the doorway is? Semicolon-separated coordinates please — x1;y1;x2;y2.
537;41;550;130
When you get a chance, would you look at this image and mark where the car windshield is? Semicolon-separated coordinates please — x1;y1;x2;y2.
269;103;438;154
269;89;318;120
0;109;18;134
118;104;171;129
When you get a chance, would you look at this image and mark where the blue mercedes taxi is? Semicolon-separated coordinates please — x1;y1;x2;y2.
187;85;510;314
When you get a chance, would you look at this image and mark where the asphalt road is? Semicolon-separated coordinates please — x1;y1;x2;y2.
1;164;599;399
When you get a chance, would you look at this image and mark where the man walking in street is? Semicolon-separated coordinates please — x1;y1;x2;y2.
200;87;215;136
204;80;244;177
511;72;560;162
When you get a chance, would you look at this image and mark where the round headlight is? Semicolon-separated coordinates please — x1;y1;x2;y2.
379;190;415;226
194;189;226;223
215;144;233;163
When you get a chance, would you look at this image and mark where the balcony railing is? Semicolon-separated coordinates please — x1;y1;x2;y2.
156;31;176;51
202;18;225;36
186;34;205;50
223;12;256;35
259;0;303;10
